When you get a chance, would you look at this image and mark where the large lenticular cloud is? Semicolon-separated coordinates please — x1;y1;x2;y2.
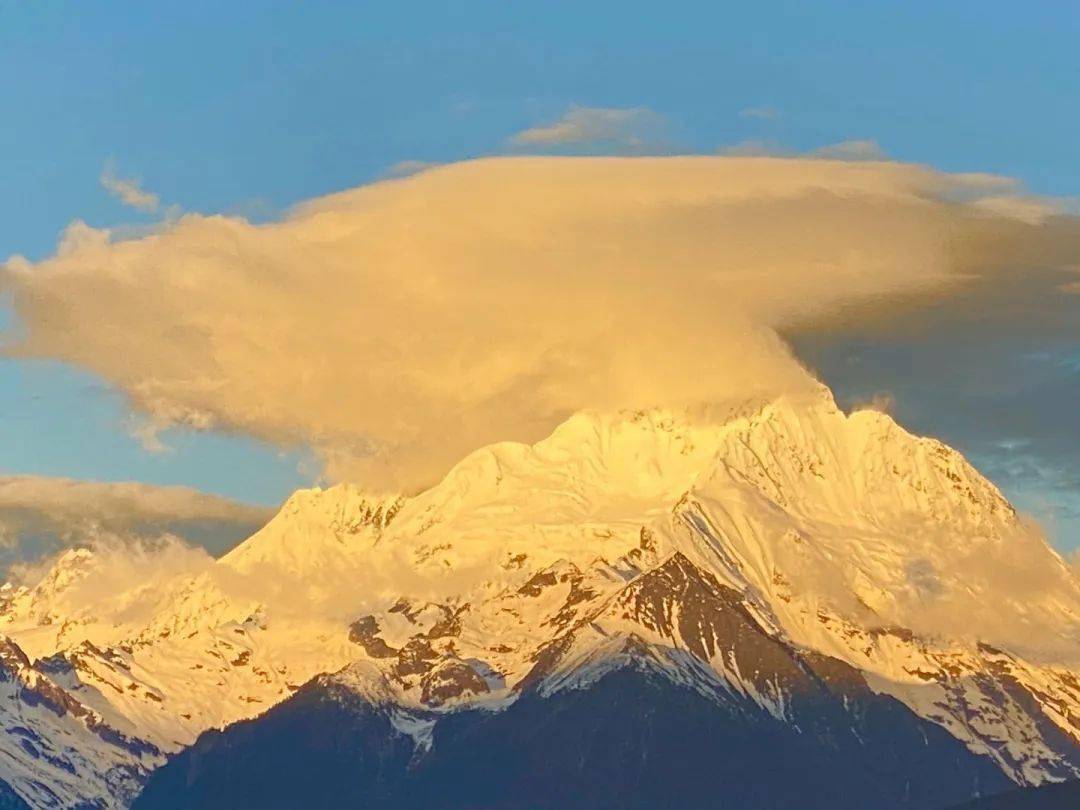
1;157;1074;490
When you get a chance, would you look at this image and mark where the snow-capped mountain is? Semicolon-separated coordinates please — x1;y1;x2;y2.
1;386;1078;807
0;633;160;808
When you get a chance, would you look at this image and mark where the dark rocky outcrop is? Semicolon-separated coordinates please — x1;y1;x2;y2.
419;660;489;706
348;616;399;659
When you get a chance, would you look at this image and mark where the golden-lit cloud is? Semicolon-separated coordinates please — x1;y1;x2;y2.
2;156;1076;492
100;160;160;213
509;105;666;149
0;476;272;570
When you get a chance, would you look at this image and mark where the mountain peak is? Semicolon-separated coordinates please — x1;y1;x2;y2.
221;484;406;576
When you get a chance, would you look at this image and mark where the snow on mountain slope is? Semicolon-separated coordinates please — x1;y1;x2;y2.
1;385;1079;805
136;556;1014;810
0;636;161;808
664;394;1078;658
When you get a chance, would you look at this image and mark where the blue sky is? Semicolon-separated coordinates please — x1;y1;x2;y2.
1;2;1078;546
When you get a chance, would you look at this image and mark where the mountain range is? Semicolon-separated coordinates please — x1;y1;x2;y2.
0;385;1077;808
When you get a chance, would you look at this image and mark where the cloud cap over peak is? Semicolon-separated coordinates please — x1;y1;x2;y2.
3;156;1076;492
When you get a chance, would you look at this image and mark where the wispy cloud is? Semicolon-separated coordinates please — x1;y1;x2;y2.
718;138;786;157
739;105;780;121
125;397;216;455
810;138;888;161
126;416;173;454
509;105;666;150
100;161;160;213
0;475;272;572
382;160;438;179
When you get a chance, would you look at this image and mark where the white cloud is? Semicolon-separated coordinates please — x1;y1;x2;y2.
851;393;895;415
509;105;666;150
4;534;217;641
124;401;215;455
125;416;173;454
99;161;160;213
2;156;1074;492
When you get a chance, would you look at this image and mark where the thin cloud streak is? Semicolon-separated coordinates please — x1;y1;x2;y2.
719;138;888;161
738;106;780;120
382;160;439;178
99;161;160;213
509;105;667;150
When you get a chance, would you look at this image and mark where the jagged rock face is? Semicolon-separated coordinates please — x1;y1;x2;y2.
419;660;490;706
348;616;398;658
0;389;1079;806
607;554;808;689
348;611;489;707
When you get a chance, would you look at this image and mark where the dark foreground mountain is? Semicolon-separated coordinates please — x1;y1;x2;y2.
0;782;27;810
954;779;1080;809
137;669;1010;810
